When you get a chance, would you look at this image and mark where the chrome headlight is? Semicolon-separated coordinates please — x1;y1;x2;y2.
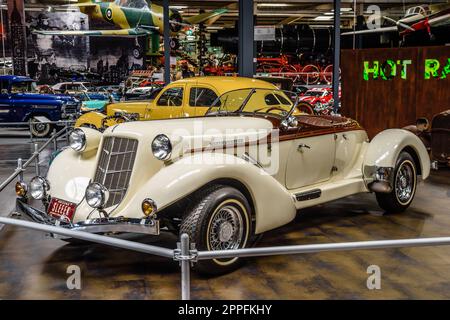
152;134;172;161
30;176;49;200
85;182;109;209
69;128;86;152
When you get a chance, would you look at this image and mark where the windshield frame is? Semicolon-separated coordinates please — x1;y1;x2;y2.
208;87;301;119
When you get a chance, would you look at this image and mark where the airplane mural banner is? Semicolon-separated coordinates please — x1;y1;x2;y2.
32;0;229;38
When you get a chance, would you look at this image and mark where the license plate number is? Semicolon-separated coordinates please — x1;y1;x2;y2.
48;198;76;221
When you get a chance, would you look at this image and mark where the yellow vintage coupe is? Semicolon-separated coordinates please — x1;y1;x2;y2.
75;76;302;129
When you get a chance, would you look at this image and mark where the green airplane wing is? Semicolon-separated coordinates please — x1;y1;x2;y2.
32;27;156;37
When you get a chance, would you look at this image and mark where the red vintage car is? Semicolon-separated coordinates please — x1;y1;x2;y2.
298;87;341;115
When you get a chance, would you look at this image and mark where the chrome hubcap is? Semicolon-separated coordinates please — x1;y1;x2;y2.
395;162;414;203
32;121;47;133
219;222;233;242
209;205;243;251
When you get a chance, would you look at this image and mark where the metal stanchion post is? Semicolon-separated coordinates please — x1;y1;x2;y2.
29;121;33;143
17;158;23;181
65;123;70;144
34;143;40;176
52;129;57;151
180;233;191;300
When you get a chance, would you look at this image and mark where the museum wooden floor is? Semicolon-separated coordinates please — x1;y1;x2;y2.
0;169;448;300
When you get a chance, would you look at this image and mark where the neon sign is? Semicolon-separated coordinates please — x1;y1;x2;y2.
363;58;450;80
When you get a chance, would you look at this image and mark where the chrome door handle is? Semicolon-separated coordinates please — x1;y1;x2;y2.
297;143;311;151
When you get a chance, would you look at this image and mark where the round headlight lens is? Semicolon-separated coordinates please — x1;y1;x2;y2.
30;176;49;200
85;182;109;209
69;128;86;152
151;134;172;160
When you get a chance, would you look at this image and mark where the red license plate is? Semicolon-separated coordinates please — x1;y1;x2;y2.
48;198;76;221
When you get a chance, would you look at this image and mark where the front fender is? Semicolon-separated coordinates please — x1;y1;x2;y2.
120;153;296;234
75;111;107;129
46;147;98;204
364;129;430;180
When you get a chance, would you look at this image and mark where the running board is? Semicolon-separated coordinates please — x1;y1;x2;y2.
291;178;368;210
295;189;322;201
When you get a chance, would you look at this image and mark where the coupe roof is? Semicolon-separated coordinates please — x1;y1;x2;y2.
168;76;278;94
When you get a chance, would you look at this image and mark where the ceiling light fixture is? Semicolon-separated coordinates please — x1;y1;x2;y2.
258;13;303;16
258;3;291;7
313;16;333;21
330;8;353;12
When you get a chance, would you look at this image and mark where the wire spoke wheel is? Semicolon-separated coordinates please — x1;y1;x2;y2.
375;152;417;213
208;204;244;251
395;161;414;204
301;64;320;84
180;185;253;275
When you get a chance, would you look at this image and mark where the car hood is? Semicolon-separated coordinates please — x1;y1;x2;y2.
299;96;319;103
82;100;107;109
63;116;275;219
103;116;274;173
15;93;78;102
106;101;148;116
107;116;274;145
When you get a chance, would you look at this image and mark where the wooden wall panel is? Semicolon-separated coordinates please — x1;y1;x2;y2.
341;46;450;138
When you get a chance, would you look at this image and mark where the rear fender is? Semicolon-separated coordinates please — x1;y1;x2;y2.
363;129;430;184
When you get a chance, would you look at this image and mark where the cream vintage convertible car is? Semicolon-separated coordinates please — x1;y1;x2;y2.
14;87;430;274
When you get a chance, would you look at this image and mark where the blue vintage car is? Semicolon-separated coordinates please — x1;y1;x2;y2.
0;75;80;137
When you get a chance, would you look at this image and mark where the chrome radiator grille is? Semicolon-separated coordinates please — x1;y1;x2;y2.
65;103;79;115
93;137;138;208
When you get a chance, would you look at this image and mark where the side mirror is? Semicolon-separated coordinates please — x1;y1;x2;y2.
416;117;429;132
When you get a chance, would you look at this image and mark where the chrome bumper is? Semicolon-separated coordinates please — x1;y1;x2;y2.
15;198;160;236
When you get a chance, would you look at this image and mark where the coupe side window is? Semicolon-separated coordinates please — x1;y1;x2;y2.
275;94;291;105
189;87;218;107
264;94;280;105
157;87;184;106
67;84;80;91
